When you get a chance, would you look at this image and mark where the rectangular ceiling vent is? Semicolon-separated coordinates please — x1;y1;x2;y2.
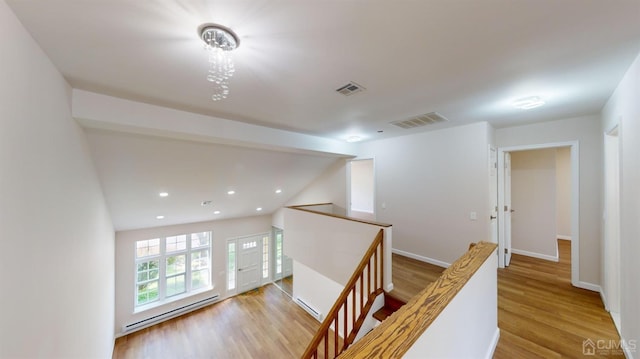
391;112;448;129
336;81;365;96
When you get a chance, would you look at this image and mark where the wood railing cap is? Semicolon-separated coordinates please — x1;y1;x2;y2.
339;241;498;359
287;204;392;228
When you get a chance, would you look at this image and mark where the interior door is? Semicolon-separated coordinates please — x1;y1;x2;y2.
490;146;498;244
504;152;513;266
237;236;261;294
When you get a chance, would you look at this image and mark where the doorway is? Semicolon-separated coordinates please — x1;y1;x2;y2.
227;233;270;295
348;158;375;220
498;141;579;286
272;227;293;296
603;126;621;329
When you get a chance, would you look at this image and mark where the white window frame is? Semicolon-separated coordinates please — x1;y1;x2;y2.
135;232;212;311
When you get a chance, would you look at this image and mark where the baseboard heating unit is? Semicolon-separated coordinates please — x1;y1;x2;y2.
122;294;220;334
295;297;323;321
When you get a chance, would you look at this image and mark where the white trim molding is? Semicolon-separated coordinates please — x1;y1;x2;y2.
556;235;572;241
484;329;501;359
392;248;451;268
575;282;601;293
511;248;559;262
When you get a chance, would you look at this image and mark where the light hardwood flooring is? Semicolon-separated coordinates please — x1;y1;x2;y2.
494;240;622;358
112;285;320;359
113;241;621;358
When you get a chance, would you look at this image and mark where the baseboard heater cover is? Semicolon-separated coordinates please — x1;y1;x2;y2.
295;297;323;321
123;294;220;334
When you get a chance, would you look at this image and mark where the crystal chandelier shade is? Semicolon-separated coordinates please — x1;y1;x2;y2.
200;25;239;101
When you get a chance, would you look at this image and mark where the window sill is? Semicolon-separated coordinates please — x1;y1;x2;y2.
133;286;214;314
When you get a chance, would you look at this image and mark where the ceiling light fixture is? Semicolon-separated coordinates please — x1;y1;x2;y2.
275;189;282;194
200;24;239;101
227;190;236;195
513;96;545;110
156;215;165;220
159;192;169;197
213;210;221;215
256;207;263;211
346;135;362;143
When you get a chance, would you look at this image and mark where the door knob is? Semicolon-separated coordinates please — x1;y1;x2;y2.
490;215;497;220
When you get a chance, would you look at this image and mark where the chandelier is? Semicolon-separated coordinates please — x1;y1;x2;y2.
200;24;239;101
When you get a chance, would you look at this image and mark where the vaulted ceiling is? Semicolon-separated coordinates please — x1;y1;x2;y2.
7;0;640;230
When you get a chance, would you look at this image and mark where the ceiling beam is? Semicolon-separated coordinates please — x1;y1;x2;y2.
72;89;356;157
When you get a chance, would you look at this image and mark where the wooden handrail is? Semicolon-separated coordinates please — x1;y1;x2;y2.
302;229;385;359
288;205;392;228
339;241;498;358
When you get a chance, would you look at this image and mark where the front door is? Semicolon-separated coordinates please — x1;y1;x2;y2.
237;236;261;294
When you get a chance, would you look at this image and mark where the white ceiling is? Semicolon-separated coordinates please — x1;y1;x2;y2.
7;1;640;230
8;0;640;141
85;129;342;230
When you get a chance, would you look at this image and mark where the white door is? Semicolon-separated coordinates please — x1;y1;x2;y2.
237;236;262;294
504;152;513;266
489;146;498;244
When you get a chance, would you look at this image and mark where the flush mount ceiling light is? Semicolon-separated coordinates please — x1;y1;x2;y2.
199;24;239;101
159;192;169;197
346;135;362;143
513;96;546;110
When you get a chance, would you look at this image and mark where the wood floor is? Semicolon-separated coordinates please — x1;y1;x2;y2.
113;241;621;358
112;285;320;359
494;240;622;358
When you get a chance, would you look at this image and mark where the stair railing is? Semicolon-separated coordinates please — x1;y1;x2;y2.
301;229;384;359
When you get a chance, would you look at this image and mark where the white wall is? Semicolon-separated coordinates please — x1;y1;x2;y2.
510;149;558;260
114;215;271;336
496;115;602;285
287;159;349;215
403;251;499;359
601;52;640;358
0;1;115;357
556;147;572;239
284;208;392;320
357;122;491;265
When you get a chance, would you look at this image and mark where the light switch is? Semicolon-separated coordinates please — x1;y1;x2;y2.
470;212;477;221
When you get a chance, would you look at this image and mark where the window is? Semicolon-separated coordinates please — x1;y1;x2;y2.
227;242;236;291
262;235;269;279
135;232;211;307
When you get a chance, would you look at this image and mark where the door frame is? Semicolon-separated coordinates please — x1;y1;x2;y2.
346;157;376;218
226;232;270;295
497;141;580;287
603;124;621;320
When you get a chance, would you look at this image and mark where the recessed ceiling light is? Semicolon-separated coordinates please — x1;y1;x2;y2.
275;189;282;194
213;210;221;215
256;207;263;211
227;190;236;195
156;215;165;219
513;96;545;110
159;192;169;197
346;135;362;143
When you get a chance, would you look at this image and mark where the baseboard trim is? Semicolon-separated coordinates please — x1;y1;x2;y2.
574;281;601;293
392;248;450;268
385;283;394;292
599;288;609;311
511;248;559;262
557;235;572;241
484;328;500;359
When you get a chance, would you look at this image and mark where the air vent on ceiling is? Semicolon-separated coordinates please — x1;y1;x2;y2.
336;81;365;96
391;112;448;129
